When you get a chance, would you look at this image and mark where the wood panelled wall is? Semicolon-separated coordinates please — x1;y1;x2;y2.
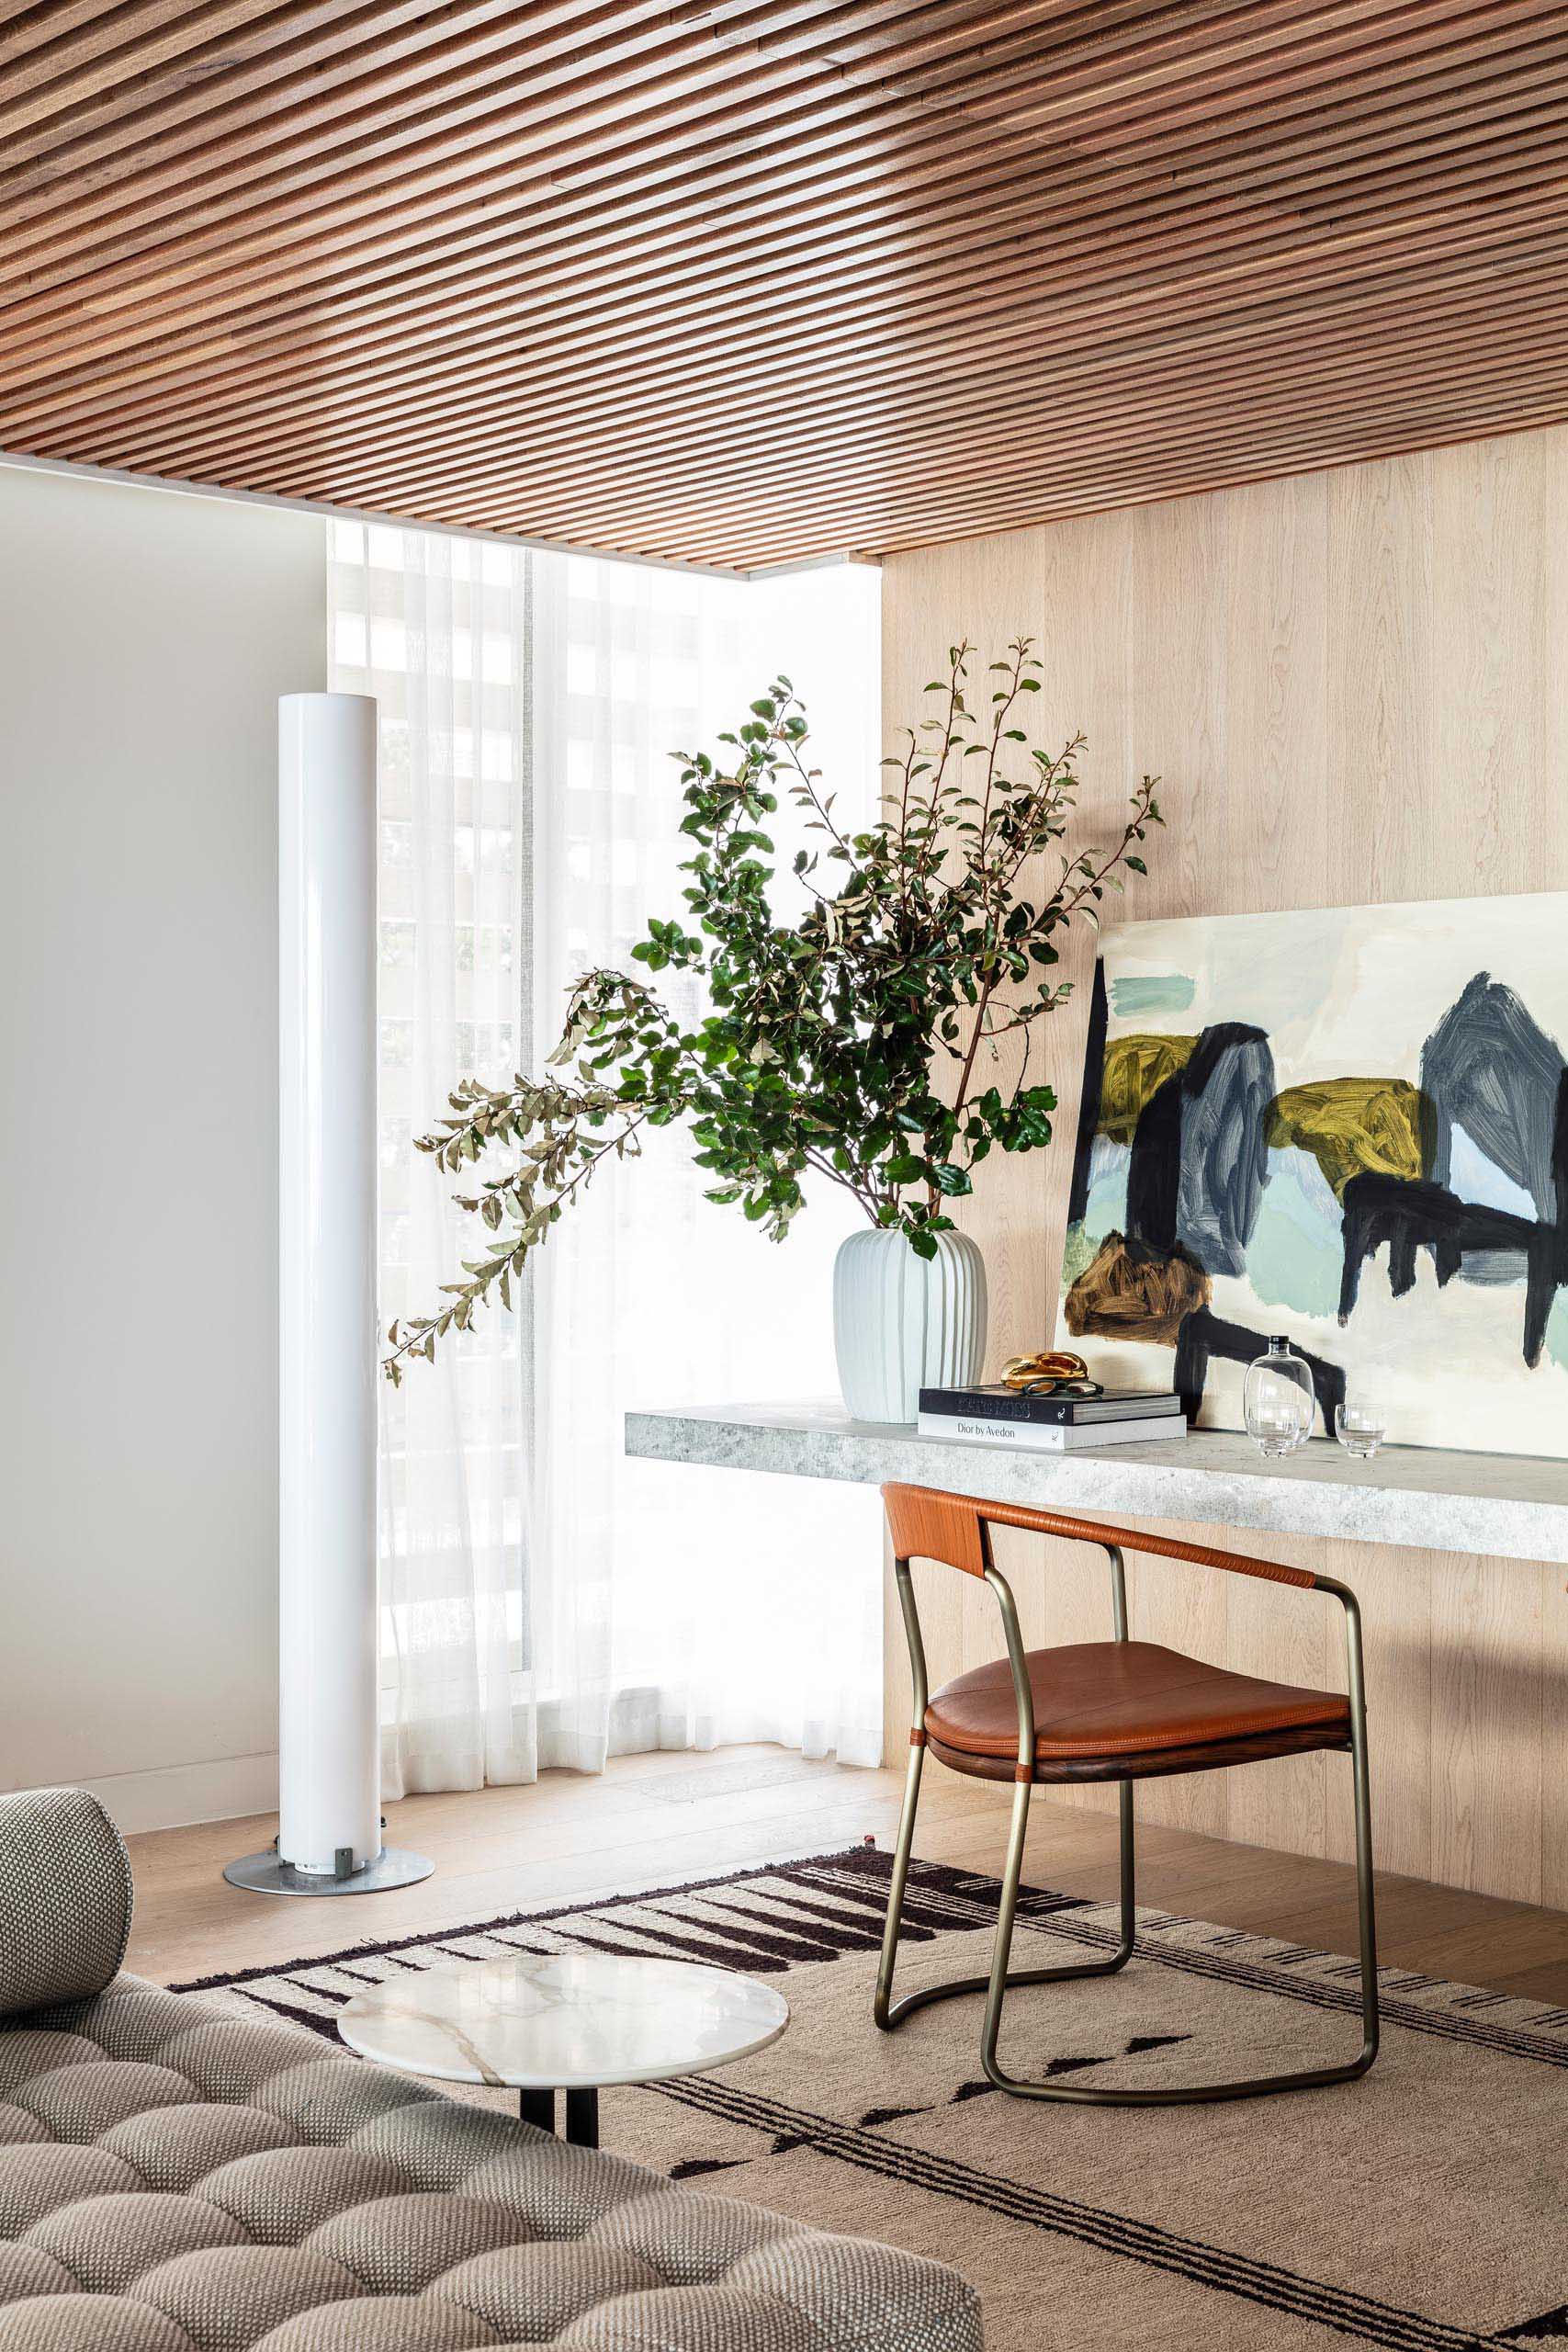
880;421;1568;1909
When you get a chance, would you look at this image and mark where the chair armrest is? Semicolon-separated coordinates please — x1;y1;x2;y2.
977;1500;1320;1589
883;1482;1319;1590
0;1786;134;2018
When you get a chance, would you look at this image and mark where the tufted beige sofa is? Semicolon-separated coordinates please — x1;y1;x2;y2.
0;1789;982;2351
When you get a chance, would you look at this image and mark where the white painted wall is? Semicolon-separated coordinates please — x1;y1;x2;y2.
0;466;326;1833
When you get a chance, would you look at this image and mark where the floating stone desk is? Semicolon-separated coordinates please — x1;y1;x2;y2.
624;1402;1568;1566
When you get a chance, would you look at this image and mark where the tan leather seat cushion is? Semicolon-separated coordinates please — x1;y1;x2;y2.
926;1639;1350;1765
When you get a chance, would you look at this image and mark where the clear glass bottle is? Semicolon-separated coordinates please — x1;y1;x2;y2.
1243;1335;1314;1457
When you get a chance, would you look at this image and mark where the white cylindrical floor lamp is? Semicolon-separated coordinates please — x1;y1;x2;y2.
226;694;432;1897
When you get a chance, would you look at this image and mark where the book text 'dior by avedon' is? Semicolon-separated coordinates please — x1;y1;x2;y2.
916;1384;1186;1452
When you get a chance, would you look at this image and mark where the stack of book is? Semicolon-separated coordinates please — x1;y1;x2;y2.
916;1385;1187;1451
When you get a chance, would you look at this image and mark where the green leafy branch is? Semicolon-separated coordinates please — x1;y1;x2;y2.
386;638;1162;1379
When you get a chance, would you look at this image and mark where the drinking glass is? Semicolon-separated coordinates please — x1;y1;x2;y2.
1335;1396;1388;1460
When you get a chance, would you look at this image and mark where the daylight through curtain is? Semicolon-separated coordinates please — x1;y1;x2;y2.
331;526;884;1793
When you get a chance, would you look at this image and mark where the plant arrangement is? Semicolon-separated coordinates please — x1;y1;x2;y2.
385;637;1161;1383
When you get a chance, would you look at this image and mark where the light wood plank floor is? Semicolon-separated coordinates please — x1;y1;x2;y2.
126;1747;1568;2003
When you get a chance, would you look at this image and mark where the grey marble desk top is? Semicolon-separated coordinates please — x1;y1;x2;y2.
625;1400;1568;1564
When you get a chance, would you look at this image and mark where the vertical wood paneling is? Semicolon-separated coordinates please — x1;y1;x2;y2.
1223;1543;1334;1860
1321;1541;1434;1883
1327;451;1431;906
1223;469;1329;916
1427;432;1547;899
879;417;1568;1907
1131;487;1230;922
1429;1555;1543;1904
1545;1571;1568;1912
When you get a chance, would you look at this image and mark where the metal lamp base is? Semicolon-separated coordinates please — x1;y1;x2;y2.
223;1847;435;1897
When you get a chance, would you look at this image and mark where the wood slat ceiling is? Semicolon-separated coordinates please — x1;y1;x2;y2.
4;0;1568;570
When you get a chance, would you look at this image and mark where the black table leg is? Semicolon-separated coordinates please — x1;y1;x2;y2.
518;2086;598;2145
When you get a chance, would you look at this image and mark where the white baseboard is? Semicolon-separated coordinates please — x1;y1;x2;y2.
73;1752;281;1838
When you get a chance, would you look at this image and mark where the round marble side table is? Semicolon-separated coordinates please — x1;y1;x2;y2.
337;1951;789;2148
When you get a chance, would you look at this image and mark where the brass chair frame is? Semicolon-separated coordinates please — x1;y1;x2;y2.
873;1488;1380;2105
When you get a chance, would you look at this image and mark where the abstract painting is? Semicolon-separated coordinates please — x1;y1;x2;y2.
1061;891;1568;1457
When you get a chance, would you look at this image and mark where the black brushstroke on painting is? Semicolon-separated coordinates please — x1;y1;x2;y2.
1066;957;1109;1228
1338;1174;1563;1367
1125;1069;1183;1254
1337;1064;1568;1368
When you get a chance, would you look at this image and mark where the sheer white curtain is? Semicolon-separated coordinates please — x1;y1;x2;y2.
332;523;535;1796
331;526;883;1796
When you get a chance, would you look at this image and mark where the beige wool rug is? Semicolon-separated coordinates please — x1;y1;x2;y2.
178;1846;1568;2352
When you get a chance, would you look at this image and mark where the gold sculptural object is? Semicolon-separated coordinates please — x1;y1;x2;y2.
1000;1349;1096;1394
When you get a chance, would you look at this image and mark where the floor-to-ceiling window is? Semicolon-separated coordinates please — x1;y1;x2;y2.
331;525;883;1795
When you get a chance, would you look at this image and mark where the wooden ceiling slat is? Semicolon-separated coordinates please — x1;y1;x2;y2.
0;0;1382;223
446;380;1566;559
101;175;1568;485
24;204;1568;493
0;0;875;287
139;314;1568;540
0;0;536;184
12;33;1561;454
5;0;1567;565
334;267;1568;525
3;0;310;125
6;0;1523;326
51;244;1568;509
0;0;154;63
9;36;1560;447
326;282;1568;522
3;0;1413;311
389;274;1568;522
119;109;1568;471
0;0;917;217
6;3;1541;444
1;0;1536;352
628;368;1568;561
468;334;1568;548
0;0;841;251
0;0;1175;198
280;324;1568;548
694;375;1568;561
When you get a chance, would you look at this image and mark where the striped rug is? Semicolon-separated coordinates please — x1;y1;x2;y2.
176;1845;1567;2352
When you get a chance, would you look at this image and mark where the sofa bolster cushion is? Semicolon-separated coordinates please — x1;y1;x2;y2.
0;1791;134;2019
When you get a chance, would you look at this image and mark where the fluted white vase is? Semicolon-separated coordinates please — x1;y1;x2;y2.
833;1228;987;1424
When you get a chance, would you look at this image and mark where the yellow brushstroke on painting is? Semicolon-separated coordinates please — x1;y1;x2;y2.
1098;1034;1198;1141
1266;1077;1433;1197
